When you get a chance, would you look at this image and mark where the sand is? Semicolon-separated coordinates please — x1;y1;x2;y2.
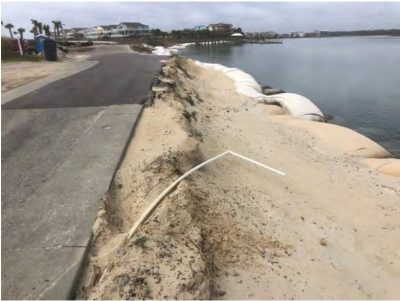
1;54;88;93
77;57;400;299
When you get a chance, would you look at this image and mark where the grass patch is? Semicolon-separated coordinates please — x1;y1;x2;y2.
2;55;44;63
133;236;148;248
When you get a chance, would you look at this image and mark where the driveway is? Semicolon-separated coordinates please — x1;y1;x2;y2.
1;45;164;299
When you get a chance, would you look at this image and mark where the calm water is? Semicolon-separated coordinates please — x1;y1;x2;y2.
181;37;400;156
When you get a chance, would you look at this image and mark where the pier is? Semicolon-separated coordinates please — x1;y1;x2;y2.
243;38;283;44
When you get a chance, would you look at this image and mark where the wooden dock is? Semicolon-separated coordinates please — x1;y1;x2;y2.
243;38;283;44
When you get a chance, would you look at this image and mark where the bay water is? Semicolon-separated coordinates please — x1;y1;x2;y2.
181;36;400;156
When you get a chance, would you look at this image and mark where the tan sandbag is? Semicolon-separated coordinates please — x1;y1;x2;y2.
361;158;400;177
285;119;390;158
194;61;325;121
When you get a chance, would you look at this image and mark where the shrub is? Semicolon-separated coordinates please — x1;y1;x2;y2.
1;38;12;59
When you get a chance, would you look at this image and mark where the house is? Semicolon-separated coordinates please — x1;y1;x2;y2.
263;31;278;38
290;31;305;38
245;31;278;38
207;23;233;33
84;28;97;40
99;25;118;38
84;25;117;39
83;22;150;40
62;28;89;40
194;25;208;31
111;22;150;38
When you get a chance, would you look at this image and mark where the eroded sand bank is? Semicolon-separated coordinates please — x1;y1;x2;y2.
77;57;400;299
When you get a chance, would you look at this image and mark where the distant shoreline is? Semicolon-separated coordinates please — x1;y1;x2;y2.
283;29;400;38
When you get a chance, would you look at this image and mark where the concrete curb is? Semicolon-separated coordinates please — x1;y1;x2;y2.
69;104;145;299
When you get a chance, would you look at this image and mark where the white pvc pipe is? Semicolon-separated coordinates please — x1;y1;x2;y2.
229;151;285;176
126;150;284;240
93;150;285;259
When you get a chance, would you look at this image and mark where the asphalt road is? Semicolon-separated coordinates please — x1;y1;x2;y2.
1;45;164;299
3;47;162;109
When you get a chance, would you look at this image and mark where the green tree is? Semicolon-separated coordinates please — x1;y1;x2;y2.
17;27;25;39
5;23;14;38
2;37;12;58
31;19;38;36
43;24;51;37
234;27;243;34
52;20;63;39
151;28;162;37
37;22;43;34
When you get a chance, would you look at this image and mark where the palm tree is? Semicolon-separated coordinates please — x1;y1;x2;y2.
52;20;58;39
5;23;14;38
56;21;63;39
37;22;43;34
31;19;38;36
43;24;51;37
59;22;64;39
52;21;57;38
17;28;25;39
51;21;56;37
52;20;63;39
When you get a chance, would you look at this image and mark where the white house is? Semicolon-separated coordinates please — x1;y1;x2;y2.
290;31;305;38
62;28;90;40
111;22;150;38
85;22;149;39
207;23;233;32
84;25;117;40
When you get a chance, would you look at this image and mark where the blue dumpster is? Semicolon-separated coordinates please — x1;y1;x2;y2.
34;34;49;54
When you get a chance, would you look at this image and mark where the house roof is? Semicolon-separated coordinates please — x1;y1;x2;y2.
119;22;148;28
71;27;89;31
208;23;233;27
100;25;118;30
63;28;89;33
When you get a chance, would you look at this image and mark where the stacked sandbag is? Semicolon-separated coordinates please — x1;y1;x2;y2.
195;60;325;122
263;93;325;122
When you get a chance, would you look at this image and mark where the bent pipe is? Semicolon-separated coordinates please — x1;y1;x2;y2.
126;150;285;240
92;150;285;260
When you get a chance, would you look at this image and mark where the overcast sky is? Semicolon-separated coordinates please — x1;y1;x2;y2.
2;2;400;38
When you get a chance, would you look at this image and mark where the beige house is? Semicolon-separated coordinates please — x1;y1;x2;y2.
85;22;149;40
207;23;233;32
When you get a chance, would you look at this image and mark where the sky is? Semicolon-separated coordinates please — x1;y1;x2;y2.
2;1;400;38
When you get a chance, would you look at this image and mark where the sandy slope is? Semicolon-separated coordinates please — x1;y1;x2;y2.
77;57;400;299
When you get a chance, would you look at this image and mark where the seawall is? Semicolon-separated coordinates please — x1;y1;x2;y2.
151;43;399;177
191;58;400;177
